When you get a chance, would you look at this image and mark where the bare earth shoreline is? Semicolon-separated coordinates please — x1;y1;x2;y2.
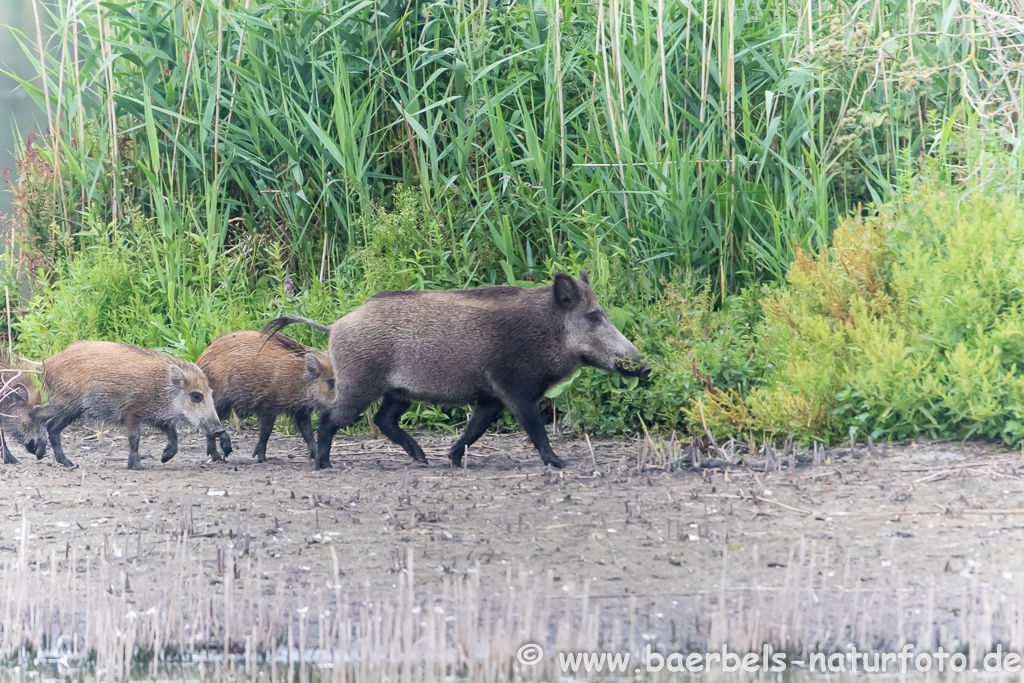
2;423;1023;678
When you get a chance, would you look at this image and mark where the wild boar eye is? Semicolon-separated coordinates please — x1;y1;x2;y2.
586;310;603;325
189;391;204;404
327;379;335;391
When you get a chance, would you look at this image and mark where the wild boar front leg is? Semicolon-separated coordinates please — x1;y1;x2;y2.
32;420;47;460
219;431;233;458
30;404;75;466
206;432;221;461
508;399;567;469
208;403;231;461
294;410;316;461
46;414;77;468
160;424;178;463
1;432;18;465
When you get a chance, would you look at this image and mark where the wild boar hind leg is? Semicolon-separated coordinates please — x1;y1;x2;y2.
315;391;377;469
373;393;428;464
448;399;504;468
253;413;276;463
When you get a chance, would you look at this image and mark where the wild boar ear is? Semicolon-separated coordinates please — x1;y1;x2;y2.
304;353;322;379
553;273;581;310
10;384;28;404
579;270;590;285
168;364;187;390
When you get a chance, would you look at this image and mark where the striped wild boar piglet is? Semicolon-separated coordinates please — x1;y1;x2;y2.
196;330;335;463
0;355;42;464
31;341;229;469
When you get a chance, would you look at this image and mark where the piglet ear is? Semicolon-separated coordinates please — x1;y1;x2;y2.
168;364;187;389
304;353;323;379
10;384;28;404
579;270;590;285
553;273;581;310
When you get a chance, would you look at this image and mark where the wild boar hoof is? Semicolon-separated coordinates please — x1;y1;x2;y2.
542;454;568;469
315;459;332;470
161;450;177;463
409;449;428;464
128;460;144;471
4;453;19;465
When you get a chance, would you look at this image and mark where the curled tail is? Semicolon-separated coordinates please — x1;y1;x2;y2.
259;316;332;354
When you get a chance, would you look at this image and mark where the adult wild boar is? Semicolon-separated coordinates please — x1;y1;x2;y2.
262;271;650;470
197;330;335;463
31;341;229;469
0;355;42;464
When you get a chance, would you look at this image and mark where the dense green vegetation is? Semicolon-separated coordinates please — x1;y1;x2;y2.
4;0;1024;445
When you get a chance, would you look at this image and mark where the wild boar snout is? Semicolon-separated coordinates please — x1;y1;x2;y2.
205;420;227;437
170;364;223;432
614;354;652;379
304;351;335;405
558;272;647;376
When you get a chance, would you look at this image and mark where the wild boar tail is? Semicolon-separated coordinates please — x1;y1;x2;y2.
259;316;331;355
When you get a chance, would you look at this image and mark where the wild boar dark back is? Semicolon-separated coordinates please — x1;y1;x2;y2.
262;271;649;470
197;330;334;462
31;341;228;469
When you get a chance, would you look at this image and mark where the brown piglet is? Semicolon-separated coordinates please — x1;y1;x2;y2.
31;341;228;469
197;330;334;463
0;354;42;463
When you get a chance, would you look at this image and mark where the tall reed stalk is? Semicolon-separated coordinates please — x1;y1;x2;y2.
4;0;1024;300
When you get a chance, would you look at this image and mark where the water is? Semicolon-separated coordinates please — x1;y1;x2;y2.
2;658;1022;683
0;0;47;216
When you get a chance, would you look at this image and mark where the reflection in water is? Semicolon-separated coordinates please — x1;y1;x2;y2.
0;0;46;216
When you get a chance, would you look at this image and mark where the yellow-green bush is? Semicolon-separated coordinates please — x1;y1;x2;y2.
692;190;1024;446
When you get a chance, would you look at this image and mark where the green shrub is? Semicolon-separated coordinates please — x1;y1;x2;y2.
694;190;1024;447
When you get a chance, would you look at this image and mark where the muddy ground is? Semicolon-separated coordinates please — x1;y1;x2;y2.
2;422;1024;650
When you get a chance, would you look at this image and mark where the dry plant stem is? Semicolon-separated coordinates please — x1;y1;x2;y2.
4;287;11;359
